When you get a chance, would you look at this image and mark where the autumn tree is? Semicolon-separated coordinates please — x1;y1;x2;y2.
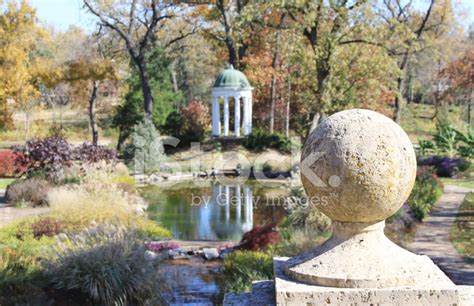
66;58;116;145
279;0;398;134
35;28;118;145
0;0;48;132
161;15;217;104
377;0;455;123
83;0;194;119
438;48;474;128
197;0;261;69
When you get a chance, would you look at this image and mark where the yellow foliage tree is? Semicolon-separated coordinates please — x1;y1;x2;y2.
0;0;49;132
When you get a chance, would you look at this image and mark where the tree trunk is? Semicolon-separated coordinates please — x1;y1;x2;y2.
309;112;321;136
89;80;99;146
270;75;277;133
59;103;64;130
394;77;403;123
116;127;127;151
468;101;472;129
136;57;154;119
227;40;237;68
24;111;29;140
270;31;281;134
170;59;180;110
285;62;291;138
468;88;472;129
170;59;179;93
217;0;238;67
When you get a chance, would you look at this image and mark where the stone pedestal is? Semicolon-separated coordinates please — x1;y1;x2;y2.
275;258;459;305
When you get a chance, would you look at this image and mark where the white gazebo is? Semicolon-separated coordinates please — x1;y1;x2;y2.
212;64;253;137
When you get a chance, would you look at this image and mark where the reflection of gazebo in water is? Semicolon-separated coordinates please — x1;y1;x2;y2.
211;64;253;138
197;183;254;240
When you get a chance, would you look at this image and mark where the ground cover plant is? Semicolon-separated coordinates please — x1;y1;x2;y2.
407;167;444;220
417;156;470;178
221;250;273;293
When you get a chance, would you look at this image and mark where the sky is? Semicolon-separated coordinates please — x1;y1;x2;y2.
29;0;93;31
29;0;474;32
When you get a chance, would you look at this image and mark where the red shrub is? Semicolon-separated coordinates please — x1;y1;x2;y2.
31;217;63;239
237;223;280;251
181;100;211;140
0;150;26;178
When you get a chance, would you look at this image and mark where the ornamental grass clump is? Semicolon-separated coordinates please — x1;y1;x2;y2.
46;164;171;238
4;177;51;207
45;224;167;305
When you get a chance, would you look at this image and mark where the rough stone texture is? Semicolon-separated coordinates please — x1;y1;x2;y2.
276;258;459;305
301;109;416;222
223;281;275;305
459;286;474;306
202;248;220;260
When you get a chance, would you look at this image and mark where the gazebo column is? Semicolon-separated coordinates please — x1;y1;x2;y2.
248;94;252;134
234;96;241;137
212;96;220;137
243;95;251;136
224;97;229;136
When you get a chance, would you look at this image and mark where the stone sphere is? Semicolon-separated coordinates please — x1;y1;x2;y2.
301;109;416;223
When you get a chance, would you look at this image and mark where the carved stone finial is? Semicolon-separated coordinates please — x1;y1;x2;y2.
284;109;452;289
301;108;417;223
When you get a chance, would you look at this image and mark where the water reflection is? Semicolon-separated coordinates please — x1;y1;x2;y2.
141;181;287;241
159;258;223;305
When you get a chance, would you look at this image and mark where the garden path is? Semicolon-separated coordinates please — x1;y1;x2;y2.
408;185;474;285
0;190;50;227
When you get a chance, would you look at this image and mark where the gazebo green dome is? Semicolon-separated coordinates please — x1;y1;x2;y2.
213;64;251;89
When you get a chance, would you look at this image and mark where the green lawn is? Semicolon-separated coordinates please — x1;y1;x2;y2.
0;178;14;190
401;103;468;142
451;193;474;264
441;178;474;190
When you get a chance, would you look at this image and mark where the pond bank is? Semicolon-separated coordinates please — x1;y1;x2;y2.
167;239;237;249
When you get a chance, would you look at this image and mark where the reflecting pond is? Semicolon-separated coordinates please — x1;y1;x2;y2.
141;180;289;241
